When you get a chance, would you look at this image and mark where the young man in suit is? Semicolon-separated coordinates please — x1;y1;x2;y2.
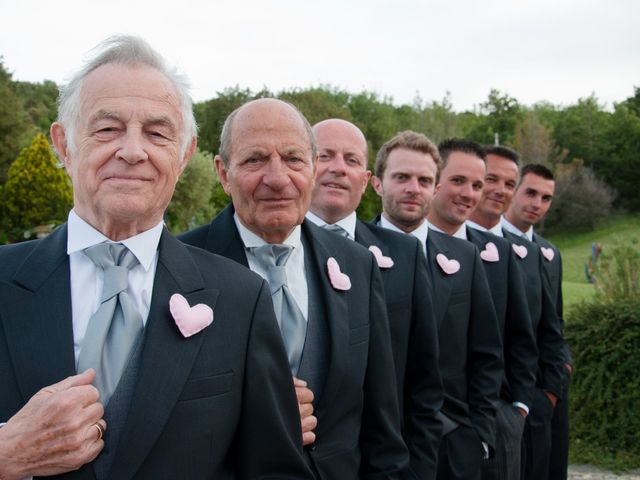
466;148;566;480
503;163;572;480
371;132;503;480
425;140;537;480
0;36;310;479
306;118;443;478
180;99;408;479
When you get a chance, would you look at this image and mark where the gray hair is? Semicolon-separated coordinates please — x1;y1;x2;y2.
56;35;197;156
218;98;316;168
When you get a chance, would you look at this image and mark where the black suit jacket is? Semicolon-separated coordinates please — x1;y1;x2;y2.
466;227;537;408
180;206;408;480
355;220;442;479
502;230;566;398
532;233;572;365
425;229;502;448
0;225;311;479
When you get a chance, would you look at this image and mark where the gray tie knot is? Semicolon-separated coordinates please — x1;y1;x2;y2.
253;244;293;293
322;223;349;238
84;244;140;302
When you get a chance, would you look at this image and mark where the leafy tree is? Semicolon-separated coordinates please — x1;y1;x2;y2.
513;111;556;165
462;89;522;145
0;59;33;182
165;149;218;233
14;79;59;135
1;133;72;241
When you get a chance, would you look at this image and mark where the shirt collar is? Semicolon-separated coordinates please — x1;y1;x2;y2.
305;210;357;239
380;215;430;245
466;219;504;237
501;216;533;241
66;209;163;271
234;213;302;249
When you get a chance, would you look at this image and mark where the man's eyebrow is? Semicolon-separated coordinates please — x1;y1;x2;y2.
88;109;121;125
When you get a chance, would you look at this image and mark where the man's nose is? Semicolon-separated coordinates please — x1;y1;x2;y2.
116;130;148;163
328;156;347;175
262;157;290;189
404;177;420;193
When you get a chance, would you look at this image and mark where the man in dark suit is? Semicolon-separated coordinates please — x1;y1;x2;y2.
180;99;408;479
465;147;566;480
423;140;537;480
370;132;503;480
305;118;443;479
504;163;571;480
0;36;310;480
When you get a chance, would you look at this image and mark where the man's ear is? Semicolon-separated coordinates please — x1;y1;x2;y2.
179;136;197;175
371;175;383;197
51;122;71;170
361;170;372;194
214;155;232;195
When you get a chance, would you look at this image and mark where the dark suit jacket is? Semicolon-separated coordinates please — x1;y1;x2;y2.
355;220;442;479
180;206;408;480
425;229;502;449
466;227;537;408
533;233;572;365
0;225;311;479
502;230;566;398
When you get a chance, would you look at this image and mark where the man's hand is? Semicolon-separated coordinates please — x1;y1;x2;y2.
565;363;573;376
516;407;528;418
293;377;317;446
0;369;106;480
544;390;558;408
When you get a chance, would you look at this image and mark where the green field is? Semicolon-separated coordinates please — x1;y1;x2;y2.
546;214;640;309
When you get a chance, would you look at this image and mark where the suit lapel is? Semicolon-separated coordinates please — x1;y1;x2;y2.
108;230;219;479
1;226;76;402
301;222;350;423
204;204;249;267
355;221;391;258
426;230;454;327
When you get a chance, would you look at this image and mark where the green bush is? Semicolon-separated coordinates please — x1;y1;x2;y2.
567;300;640;471
0;133;72;242
593;237;640;302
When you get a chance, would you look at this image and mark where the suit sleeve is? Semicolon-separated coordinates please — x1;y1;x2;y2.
467;250;503;448
237;280;313;479
359;257;410;479
504;249;538;408
403;243;443;480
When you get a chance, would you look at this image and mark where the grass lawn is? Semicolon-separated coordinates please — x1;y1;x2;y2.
546;214;640;309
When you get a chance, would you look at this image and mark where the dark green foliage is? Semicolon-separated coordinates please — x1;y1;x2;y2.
593;237;640;302
1;133;72;242
566;299;640;471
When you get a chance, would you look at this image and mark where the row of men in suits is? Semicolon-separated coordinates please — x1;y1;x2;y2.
0;34;570;480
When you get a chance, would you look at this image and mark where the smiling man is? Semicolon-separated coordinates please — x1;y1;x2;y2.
180;100;408;479
0;36;310;479
306;119;443;478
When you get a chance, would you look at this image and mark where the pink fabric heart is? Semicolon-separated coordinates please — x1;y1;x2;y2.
327;257;351;291
436;253;460;275
169;293;214;338
512;244;528;259
541;247;555;261
369;245;394;269
480;242;500;262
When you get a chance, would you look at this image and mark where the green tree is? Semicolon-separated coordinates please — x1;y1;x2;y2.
1;133;73;241
165;149;218;233
14;79;59;135
462;89;522;145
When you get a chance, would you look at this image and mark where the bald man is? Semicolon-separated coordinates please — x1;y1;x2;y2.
307;119;443;478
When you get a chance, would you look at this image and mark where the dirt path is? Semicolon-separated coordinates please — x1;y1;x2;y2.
569;465;640;479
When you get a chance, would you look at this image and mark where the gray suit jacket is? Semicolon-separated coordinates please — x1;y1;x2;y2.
0;225;311;479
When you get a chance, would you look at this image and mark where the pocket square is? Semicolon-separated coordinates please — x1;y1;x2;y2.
327;257;351;291
512;244;528;259
170;293;214;338
541;247;555;261
436;253;460;275
368;245;394;268
480;242;500;262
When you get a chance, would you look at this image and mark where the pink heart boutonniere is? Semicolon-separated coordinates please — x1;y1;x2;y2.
169;293;214;338
512;244;528;259
436;253;460;275
541;247;555;262
327;257;351;291
480;242;500;262
369;246;394;269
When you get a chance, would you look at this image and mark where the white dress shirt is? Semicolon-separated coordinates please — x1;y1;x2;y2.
234;214;309;320
67;210;162;366
305;211;357;240
379;215;430;256
501;216;533;241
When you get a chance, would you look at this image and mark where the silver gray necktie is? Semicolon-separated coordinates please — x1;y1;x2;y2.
323;223;349;238
77;243;143;406
253;244;307;375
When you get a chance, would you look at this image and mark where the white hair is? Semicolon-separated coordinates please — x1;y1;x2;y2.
56;34;197;156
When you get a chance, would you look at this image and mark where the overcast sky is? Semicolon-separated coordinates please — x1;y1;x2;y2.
1;0;638;112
